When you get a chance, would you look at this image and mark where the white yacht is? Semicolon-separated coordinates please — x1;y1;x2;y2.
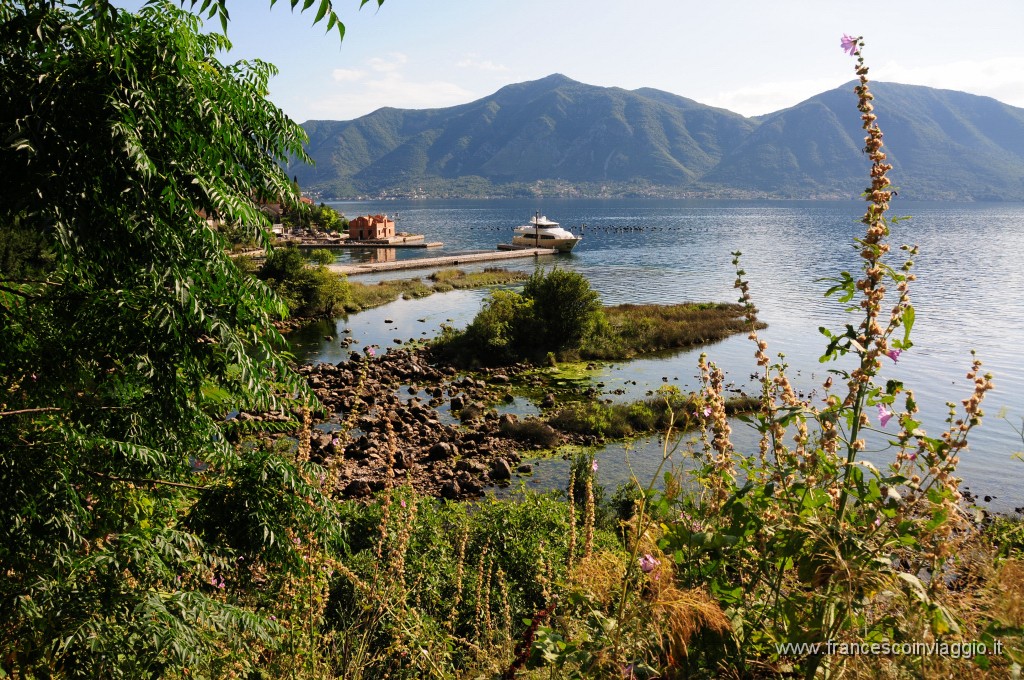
510;213;581;253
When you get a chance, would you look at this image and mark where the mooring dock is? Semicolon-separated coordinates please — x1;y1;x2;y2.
326;247;557;276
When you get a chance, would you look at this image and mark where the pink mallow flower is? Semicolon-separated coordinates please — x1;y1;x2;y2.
638;554;660;574
886;349;902;363
591;460;599;473
877;404;894;428
841;34;858;55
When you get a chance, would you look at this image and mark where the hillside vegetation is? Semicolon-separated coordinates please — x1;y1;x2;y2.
292;75;1024;200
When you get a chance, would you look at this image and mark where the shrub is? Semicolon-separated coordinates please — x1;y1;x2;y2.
257;244;349;317
522;267;604;353
433;268;605;366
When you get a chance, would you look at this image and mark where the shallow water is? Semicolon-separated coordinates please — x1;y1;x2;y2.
292;199;1024;512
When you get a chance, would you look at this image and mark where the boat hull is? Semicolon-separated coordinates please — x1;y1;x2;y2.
511;234;580;253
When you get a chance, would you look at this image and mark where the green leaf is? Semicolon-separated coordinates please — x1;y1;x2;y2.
903;304;915;345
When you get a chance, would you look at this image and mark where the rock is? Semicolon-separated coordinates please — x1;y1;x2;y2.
427;442;454;460
517;463;533;474
490;458;513;481
343;480;372;497
440;480;461;500
456;459;485;474
542;393;556;408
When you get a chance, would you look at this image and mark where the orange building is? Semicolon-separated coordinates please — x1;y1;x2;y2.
348;214;395;241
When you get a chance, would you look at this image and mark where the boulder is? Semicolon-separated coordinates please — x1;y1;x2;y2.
490;458;513;481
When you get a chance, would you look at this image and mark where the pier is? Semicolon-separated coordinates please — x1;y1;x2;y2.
296;240;443;249
326;248;557;276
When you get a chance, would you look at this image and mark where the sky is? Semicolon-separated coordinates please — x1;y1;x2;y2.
154;1;1024;123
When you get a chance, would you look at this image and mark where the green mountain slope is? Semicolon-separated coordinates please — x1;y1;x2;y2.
290;75;1024;200
705;82;1024;199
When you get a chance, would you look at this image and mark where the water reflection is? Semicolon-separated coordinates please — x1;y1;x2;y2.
347;247;398;264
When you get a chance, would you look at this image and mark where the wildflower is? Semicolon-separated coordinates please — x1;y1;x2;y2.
400;499;406;508
878;404;894;427
591;460;598;473
703;406;712;417
366;346;376;357
886;349;902;363
841;34;858;55
638;553;659;573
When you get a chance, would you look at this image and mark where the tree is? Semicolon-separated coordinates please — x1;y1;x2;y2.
258;245;349;317
436;269;605;366
0;1;373;675
521;267;604;353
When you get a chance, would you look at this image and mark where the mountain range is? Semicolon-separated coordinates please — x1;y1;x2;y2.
289;74;1024;201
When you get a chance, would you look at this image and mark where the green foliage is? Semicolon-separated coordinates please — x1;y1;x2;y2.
433;274;759;368
318;488;584;678
546;391;756;440
432;267;603;366
986;514;1024;560
344;268;528;313
464;288;537;362
282;201;344;231
522;267;604;353
307;248;336;266
257;244;350;317
0;1;368;675
296;76;1024;201
498;417;561;448
581;302;763;360
0;221;55;280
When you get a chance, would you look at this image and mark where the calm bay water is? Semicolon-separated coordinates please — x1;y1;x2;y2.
289;199;1024;512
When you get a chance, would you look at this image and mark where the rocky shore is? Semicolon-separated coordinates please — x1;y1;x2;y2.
255;347;583;500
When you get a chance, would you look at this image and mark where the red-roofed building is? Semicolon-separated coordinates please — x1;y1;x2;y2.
348;214;395;241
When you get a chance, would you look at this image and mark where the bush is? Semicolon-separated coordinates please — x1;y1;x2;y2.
522;267;604;353
257;244;349;317
433;268;604;366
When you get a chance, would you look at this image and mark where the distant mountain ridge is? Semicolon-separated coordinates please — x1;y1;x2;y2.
290;74;1024;200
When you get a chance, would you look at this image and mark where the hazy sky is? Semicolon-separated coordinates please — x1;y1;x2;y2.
163;1;1024;122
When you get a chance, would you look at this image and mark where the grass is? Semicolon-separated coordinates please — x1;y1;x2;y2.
581;302;766;360
546;392;760;440
344;267;528;312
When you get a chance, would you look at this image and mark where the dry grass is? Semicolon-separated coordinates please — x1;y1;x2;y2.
582;302;766;359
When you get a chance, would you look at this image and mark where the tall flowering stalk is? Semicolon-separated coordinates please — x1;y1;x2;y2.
833;34;904;519
658;36;996;678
